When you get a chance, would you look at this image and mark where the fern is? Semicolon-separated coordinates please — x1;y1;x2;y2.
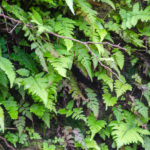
65;0;75;15
75;44;93;80
85;88;99;118
69;72;86;101
59;101;86;122
59;107;86;122
47;54;73;77
84;137;100;150
110;121;150;148
54;15;75;51
101;0;115;10
0;106;4;132
95;70;113;91
2;96;18;119
120;3;150;29
112;49;124;70
135;100;148;119
87;114;106;140
13;116;25;136
22;73;49;105
30;103;45;118
74;0;97;24
103;93;117;110
0;56;16;88
114;76;132;98
11;46;38;73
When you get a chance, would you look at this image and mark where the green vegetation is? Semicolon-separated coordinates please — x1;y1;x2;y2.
0;0;150;149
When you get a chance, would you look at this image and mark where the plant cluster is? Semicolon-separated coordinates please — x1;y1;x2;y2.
0;0;150;149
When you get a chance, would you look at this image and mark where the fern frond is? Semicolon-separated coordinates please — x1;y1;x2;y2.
11;46;38;73
75;44;93;80
120;3;150;29
72;108;86;122
48;55;73;77
13;116;25;136
75;0;97;24
0;106;4;132
112;49;124;70
30;103;45;118
69;72;86;101
0;57;16;88
22;73;48;105
85;88;99;118
103;93;117;110
87;114;106;140
54;15;75;50
35;48;48;72
101;0;115;10
135;100;148;119
95;70;113;91
110;122;150;148
2;96;18;119
114;76;132;98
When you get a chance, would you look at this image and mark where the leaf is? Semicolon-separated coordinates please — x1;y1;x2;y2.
0;106;4;132
30;104;45;118
16;68;30;77
110;122;150;148
101;0;115;10
135;100;148;119
23;73;48;105
85;88;99;118
2;96;18;119
85;137;101;150
103;93;117;110
88;114;106;140
115;77;132;98
0;57;15;88
113;49;124;70
65;0;75;15
31;10;43;25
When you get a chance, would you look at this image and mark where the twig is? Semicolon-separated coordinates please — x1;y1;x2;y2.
0;136;16;150
0;13;125;83
9;22;19;34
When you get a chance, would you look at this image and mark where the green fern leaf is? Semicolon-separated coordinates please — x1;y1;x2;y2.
35;49;48;72
11;46;38;73
112;49;124;70
101;0;115;10
13;116;25;136
54;15;75;50
75;0;97;24
23;73;48;105
2;96;18;119
96;70;113;91
69;72;86;101
65;0;75;15
103;93;117;110
16;68;30;77
0;106;4;132
75;44;93;80
88;114;106;140
0;57;15;88
135;100;148;119
85;88;99;118
110;122;150;148
48;55;73;77
85;137;100;150
30;104;45;118
114;77;132;98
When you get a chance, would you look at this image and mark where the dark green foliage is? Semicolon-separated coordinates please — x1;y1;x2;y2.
0;0;150;149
